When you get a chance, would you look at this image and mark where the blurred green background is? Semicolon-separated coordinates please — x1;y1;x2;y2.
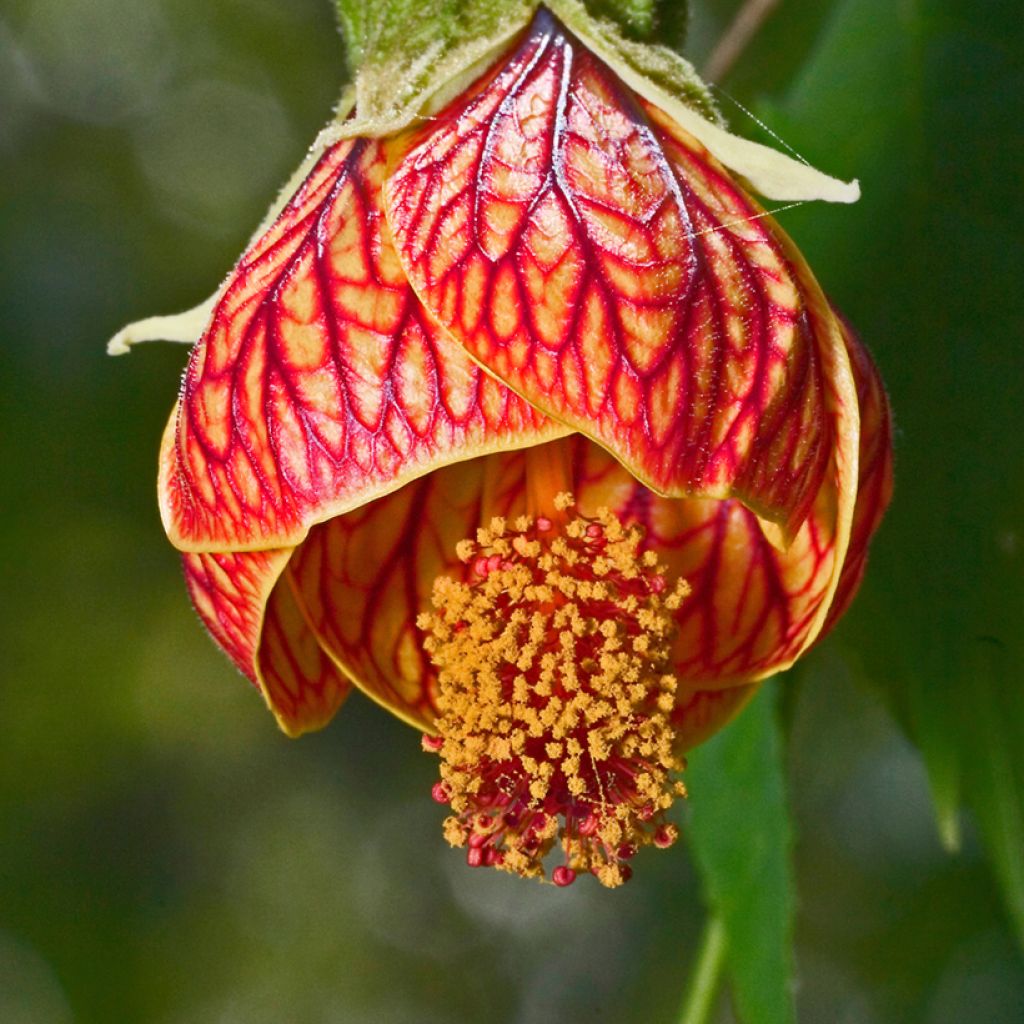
1;0;1022;1021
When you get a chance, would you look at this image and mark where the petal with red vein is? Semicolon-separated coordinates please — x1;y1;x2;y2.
284;451;534;729
183;548;351;737
571;437;842;685
161;134;564;553
385;10;832;537
824;318;893;631
279;425;853;737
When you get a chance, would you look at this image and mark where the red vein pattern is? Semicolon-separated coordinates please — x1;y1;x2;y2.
569;437;839;684
285;451;534;729
183;549;350;735
160;133;565;552
386;9;830;538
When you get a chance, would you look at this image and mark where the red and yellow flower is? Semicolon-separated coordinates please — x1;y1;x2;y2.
113;8;892;887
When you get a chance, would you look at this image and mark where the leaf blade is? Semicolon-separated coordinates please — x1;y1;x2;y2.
687;684;796;1024
766;0;1024;949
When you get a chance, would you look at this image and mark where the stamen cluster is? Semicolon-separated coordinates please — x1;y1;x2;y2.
418;495;690;887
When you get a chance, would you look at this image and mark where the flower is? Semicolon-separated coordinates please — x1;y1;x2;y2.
113;8;892;886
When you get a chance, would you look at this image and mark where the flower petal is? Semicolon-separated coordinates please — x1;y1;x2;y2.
825;318;893;630
160;133;565;553
385;12;839;537
571;437;844;684
182;547;350;737
280;450;535;728
274;417;855;734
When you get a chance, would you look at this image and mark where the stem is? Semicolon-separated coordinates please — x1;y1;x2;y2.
703;0;780;82
679;915;728;1024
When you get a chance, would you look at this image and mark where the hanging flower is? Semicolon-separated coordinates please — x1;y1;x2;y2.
111;5;892;887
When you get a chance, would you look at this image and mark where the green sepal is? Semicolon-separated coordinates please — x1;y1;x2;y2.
328;0;713;139
332;0;536;132
334;0;680;65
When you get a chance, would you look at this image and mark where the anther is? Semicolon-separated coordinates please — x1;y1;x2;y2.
420;495;691;887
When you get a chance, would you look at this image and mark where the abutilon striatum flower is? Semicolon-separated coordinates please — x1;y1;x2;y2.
112;5;892;887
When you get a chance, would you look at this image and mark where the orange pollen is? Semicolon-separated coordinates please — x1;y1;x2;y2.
417;494;690;888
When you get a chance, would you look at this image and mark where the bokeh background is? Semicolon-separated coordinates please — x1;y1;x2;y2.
2;1;1022;1021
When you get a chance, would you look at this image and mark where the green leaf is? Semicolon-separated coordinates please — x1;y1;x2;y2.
687;685;795;1024
754;0;1024;948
